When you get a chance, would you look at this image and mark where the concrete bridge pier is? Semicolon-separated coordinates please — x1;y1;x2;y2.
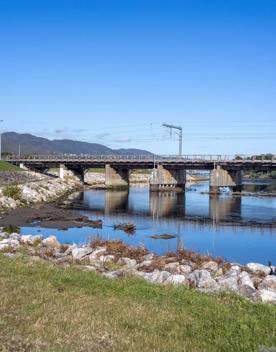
19;163;28;170
59;164;86;182
210;166;242;193
59;164;66;180
105;164;129;189
150;165;186;192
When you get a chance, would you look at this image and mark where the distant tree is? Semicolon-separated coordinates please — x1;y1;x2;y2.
235;155;243;160
271;171;276;179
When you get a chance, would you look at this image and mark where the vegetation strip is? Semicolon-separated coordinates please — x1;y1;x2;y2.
1;232;276;305
0;254;276;351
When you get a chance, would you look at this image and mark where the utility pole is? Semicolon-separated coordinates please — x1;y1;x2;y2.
0;120;3;160
162;123;183;156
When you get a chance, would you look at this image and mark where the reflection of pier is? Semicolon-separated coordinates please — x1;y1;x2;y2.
81;189;275;228
209;195;242;223
104;190;129;214
150;192;185;218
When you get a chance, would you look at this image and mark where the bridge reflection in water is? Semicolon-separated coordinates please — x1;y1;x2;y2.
209;196;242;223
84;189;247;225
150;192;186;219
104;190;129;214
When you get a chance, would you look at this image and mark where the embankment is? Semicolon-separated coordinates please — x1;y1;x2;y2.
0;171;81;210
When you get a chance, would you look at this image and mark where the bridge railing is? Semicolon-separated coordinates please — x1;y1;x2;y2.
5;154;276;162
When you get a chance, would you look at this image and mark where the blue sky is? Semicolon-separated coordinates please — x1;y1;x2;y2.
0;0;276;155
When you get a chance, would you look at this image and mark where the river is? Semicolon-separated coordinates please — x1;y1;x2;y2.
21;179;276;265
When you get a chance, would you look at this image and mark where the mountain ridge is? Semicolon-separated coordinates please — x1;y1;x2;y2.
2;132;152;156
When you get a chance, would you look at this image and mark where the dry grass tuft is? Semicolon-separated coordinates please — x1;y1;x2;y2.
139;256;166;272
175;248;224;267
36;247;55;259
59;244;69;253
90;239;148;260
222;262;232;274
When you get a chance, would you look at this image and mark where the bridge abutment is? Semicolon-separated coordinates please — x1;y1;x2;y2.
210;166;242;193
150;165;186;192
105;164;129;189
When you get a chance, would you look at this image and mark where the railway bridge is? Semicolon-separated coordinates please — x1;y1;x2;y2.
6;154;276;193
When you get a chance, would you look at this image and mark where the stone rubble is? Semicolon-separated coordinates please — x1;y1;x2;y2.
0;173;81;210
1;231;275;304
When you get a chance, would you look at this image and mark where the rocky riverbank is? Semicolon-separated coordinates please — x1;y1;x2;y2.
0;172;81;210
1;231;275;304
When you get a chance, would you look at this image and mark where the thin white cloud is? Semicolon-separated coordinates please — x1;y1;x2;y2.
95;132;110;139
114;137;132;143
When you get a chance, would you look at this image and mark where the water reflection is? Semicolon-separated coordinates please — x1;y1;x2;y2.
243;179;276;193
82;186;275;225
150;192;185;218
209;196;242;223
105;190;129;214
21;183;276;264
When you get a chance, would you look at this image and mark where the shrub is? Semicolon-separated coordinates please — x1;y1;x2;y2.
3;225;20;234
3;185;22;200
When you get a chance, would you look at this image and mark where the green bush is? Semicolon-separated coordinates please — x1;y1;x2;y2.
3;185;22;200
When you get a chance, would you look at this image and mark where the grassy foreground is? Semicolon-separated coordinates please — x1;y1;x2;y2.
0;160;21;172
0;255;276;352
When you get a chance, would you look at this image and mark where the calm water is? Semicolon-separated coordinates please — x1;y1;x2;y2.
21;180;276;265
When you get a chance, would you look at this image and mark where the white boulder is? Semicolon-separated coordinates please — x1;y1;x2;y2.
259;276;276;292
246;263;271;276
201;261;218;272
165;274;186;285
72;247;93;261
255;289;276;303
42;236;60;249
188;270;219;291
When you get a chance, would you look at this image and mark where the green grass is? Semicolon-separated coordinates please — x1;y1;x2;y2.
0;160;21;171
0;255;276;352
3;185;22;200
89;168;105;173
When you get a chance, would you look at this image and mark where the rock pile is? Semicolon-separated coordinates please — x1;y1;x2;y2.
0;174;81;210
1;232;275;304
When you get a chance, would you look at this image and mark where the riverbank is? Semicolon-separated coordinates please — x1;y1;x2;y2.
0;253;275;351
0;172;82;211
1;232;276;304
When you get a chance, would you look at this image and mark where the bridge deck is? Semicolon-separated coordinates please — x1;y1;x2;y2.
6;154;276;171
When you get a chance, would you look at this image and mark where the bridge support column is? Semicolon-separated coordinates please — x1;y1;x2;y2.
59;164;66;180
59;165;85;182
210;166;242;193
150;165;186;192
105;164;129;189
19;163;28;170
